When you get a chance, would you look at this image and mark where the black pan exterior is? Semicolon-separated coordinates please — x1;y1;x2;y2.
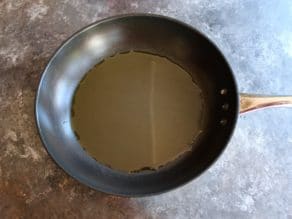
35;14;238;196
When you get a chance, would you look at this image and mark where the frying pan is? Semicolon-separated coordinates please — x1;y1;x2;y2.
35;14;292;196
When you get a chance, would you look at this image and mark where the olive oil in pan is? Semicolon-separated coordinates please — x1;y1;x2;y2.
71;51;204;172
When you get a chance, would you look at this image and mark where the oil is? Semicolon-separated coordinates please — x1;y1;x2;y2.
71;51;204;172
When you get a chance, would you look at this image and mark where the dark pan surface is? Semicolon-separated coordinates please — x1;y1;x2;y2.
35;14;238;196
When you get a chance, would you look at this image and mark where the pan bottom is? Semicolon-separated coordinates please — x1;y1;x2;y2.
71;51;205;173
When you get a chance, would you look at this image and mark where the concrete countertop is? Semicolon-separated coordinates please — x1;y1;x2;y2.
0;0;291;218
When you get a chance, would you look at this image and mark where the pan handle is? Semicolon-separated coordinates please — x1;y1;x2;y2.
240;94;292;114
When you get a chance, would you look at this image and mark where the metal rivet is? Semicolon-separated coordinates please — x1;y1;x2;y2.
220;119;227;126
220;89;228;95
222;103;229;110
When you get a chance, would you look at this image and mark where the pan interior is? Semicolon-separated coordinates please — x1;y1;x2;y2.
36;15;238;196
71;51;205;173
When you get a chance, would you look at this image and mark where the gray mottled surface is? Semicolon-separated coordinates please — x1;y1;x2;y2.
0;0;292;218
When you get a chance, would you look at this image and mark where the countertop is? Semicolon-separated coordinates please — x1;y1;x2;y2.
0;0;292;218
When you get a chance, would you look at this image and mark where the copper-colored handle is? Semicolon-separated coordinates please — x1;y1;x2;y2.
240;94;292;114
